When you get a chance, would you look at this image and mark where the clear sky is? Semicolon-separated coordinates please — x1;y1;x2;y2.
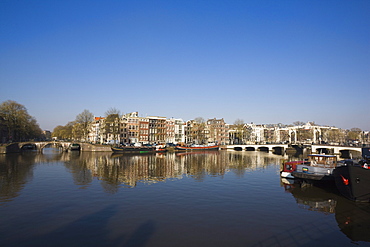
1;0;369;131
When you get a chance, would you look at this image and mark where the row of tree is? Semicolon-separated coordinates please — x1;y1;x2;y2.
52;108;120;141
0;100;43;142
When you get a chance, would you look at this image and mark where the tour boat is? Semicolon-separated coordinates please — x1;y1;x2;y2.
175;144;220;151
333;149;370;202
291;154;338;182
280;160;308;179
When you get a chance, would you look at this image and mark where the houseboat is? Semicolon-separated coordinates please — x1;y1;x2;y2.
291;154;338;183
333;148;370;202
111;144;167;154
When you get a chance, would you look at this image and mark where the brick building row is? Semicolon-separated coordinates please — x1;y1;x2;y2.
88;112;229;145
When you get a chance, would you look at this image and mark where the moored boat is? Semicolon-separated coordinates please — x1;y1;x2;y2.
175;144;219;151
112;146;156;153
280;160;308;179
111;145;167;154
291;154;338;183
333;150;370;202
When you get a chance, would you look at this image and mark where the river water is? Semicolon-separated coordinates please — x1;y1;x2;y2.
1;149;369;247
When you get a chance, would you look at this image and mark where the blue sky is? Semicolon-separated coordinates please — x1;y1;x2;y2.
1;0;369;131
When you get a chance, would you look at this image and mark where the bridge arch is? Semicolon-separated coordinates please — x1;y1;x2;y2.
225;144;289;154
272;147;284;155
20;143;37;150
311;145;362;157
18;141;71;152
339;149;362;159
258;147;269;152
39;142;62;151
316;148;333;155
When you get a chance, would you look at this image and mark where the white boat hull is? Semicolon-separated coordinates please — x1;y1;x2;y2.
280;171;294;179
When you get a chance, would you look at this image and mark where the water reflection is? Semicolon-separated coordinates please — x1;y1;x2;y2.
281;179;370;243
1;149;370;246
65;151;282;191
336;201;370;243
0;153;37;204
282;179;338;214
0;150;282;199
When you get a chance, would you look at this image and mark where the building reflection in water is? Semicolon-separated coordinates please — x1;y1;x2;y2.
65;151;282;191
0;150;282;199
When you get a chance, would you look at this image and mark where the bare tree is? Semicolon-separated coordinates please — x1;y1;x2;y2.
104;108;121;144
297;129;313;143
233;119;245;144
75;109;94;141
194;117;205;124
325;129;345;144
189;117;207;144
105;107;120;116
347;128;362;143
293;121;305;126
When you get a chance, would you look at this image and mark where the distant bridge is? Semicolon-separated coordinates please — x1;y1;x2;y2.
311;144;362;156
225;144;289;154
19;141;73;152
1;141;111;153
225;144;364;157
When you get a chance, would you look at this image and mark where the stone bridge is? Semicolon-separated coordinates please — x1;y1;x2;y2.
311;144;363;157
1;141;111;153
225;144;289;155
19;141;73;152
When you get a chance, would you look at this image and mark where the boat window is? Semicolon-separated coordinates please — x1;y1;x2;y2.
309;156;337;168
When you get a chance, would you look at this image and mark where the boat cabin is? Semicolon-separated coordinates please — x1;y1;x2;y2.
291;154;339;181
308;154;337;168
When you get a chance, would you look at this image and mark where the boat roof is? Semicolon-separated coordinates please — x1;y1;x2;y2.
308;154;336;157
285;161;306;164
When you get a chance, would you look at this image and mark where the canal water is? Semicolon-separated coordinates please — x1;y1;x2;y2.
1;149;369;247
